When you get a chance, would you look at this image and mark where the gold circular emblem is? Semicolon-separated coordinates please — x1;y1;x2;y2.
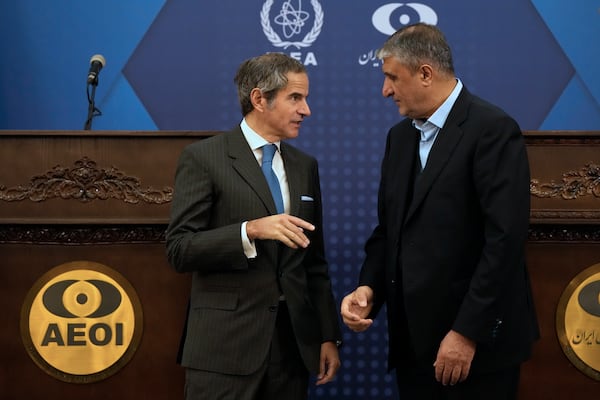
20;261;143;383
556;262;600;381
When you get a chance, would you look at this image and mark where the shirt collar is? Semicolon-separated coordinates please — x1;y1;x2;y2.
413;79;463;132
240;118;280;151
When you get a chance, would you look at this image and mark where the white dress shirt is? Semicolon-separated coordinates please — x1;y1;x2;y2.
239;118;290;258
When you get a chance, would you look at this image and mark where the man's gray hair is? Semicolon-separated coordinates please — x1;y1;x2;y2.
377;23;454;75
234;53;306;116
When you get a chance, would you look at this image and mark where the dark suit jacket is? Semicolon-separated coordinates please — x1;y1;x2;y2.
166;127;341;375
359;87;539;374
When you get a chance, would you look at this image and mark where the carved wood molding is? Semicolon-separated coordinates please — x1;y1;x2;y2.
525;137;600;145
530;163;600;199
528;224;600;243
523;131;600;145
0;224;598;245
530;210;600;221
0;225;167;244
0;157;173;204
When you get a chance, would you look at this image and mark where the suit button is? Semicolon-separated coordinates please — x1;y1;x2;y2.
268;305;277;312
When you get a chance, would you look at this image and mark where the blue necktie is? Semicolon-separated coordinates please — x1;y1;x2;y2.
261;144;284;214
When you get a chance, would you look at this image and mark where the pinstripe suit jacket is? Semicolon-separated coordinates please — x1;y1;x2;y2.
166;127;341;375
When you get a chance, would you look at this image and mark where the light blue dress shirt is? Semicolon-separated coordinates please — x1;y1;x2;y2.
412;79;463;170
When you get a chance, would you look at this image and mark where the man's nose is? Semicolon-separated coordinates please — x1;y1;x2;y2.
300;100;311;116
382;81;393;97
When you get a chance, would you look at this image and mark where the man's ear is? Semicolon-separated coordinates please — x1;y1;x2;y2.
250;88;265;112
420;64;434;86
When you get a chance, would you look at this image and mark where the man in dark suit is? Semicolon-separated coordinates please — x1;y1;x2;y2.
341;23;539;399
166;53;341;400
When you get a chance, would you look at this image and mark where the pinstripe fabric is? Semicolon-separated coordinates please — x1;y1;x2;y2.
183;302;309;400
166;127;341;382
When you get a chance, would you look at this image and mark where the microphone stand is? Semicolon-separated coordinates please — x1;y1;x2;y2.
83;79;102;130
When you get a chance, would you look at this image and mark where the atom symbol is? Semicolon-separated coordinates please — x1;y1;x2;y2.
274;0;310;39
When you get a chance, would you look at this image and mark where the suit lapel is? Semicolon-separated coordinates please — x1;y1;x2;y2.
278;143;301;268
227;127;278;215
389;126;420;232
281;143;301;216
405;88;471;223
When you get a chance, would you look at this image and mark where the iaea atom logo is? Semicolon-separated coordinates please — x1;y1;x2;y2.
261;0;323;49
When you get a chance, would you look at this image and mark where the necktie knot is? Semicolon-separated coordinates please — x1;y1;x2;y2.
262;143;277;165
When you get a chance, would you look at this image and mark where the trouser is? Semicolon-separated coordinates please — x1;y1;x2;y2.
184;301;309;400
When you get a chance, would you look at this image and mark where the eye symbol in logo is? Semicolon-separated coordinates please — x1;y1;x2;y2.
42;279;122;318
578;280;600;317
372;3;438;35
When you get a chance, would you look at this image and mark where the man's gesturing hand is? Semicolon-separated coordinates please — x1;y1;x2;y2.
246;214;315;249
340;286;374;332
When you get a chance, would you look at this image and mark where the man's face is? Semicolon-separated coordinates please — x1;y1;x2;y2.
261;72;311;141
381;56;427;119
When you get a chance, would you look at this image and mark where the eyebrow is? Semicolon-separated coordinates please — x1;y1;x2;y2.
288;91;307;98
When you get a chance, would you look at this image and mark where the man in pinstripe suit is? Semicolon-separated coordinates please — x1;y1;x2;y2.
166;53;341;400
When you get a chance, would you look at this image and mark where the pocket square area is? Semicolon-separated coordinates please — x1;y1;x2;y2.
300;195;314;201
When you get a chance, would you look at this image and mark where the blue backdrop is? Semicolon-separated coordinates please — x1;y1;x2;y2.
1;1;599;398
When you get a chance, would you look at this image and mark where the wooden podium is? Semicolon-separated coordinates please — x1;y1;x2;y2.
0;131;214;399
1;130;599;398
521;131;600;397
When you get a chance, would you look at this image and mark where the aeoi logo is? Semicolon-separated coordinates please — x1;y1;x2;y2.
20;261;143;383
556;263;600;381
372;3;438;35
261;0;323;65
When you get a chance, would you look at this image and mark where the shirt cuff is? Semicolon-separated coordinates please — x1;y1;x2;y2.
241;221;257;259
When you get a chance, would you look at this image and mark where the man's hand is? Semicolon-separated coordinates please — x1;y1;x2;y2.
340;286;374;332
246;214;314;249
316;341;341;385
433;330;476;386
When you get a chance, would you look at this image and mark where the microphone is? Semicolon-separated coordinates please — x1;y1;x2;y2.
87;54;106;85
